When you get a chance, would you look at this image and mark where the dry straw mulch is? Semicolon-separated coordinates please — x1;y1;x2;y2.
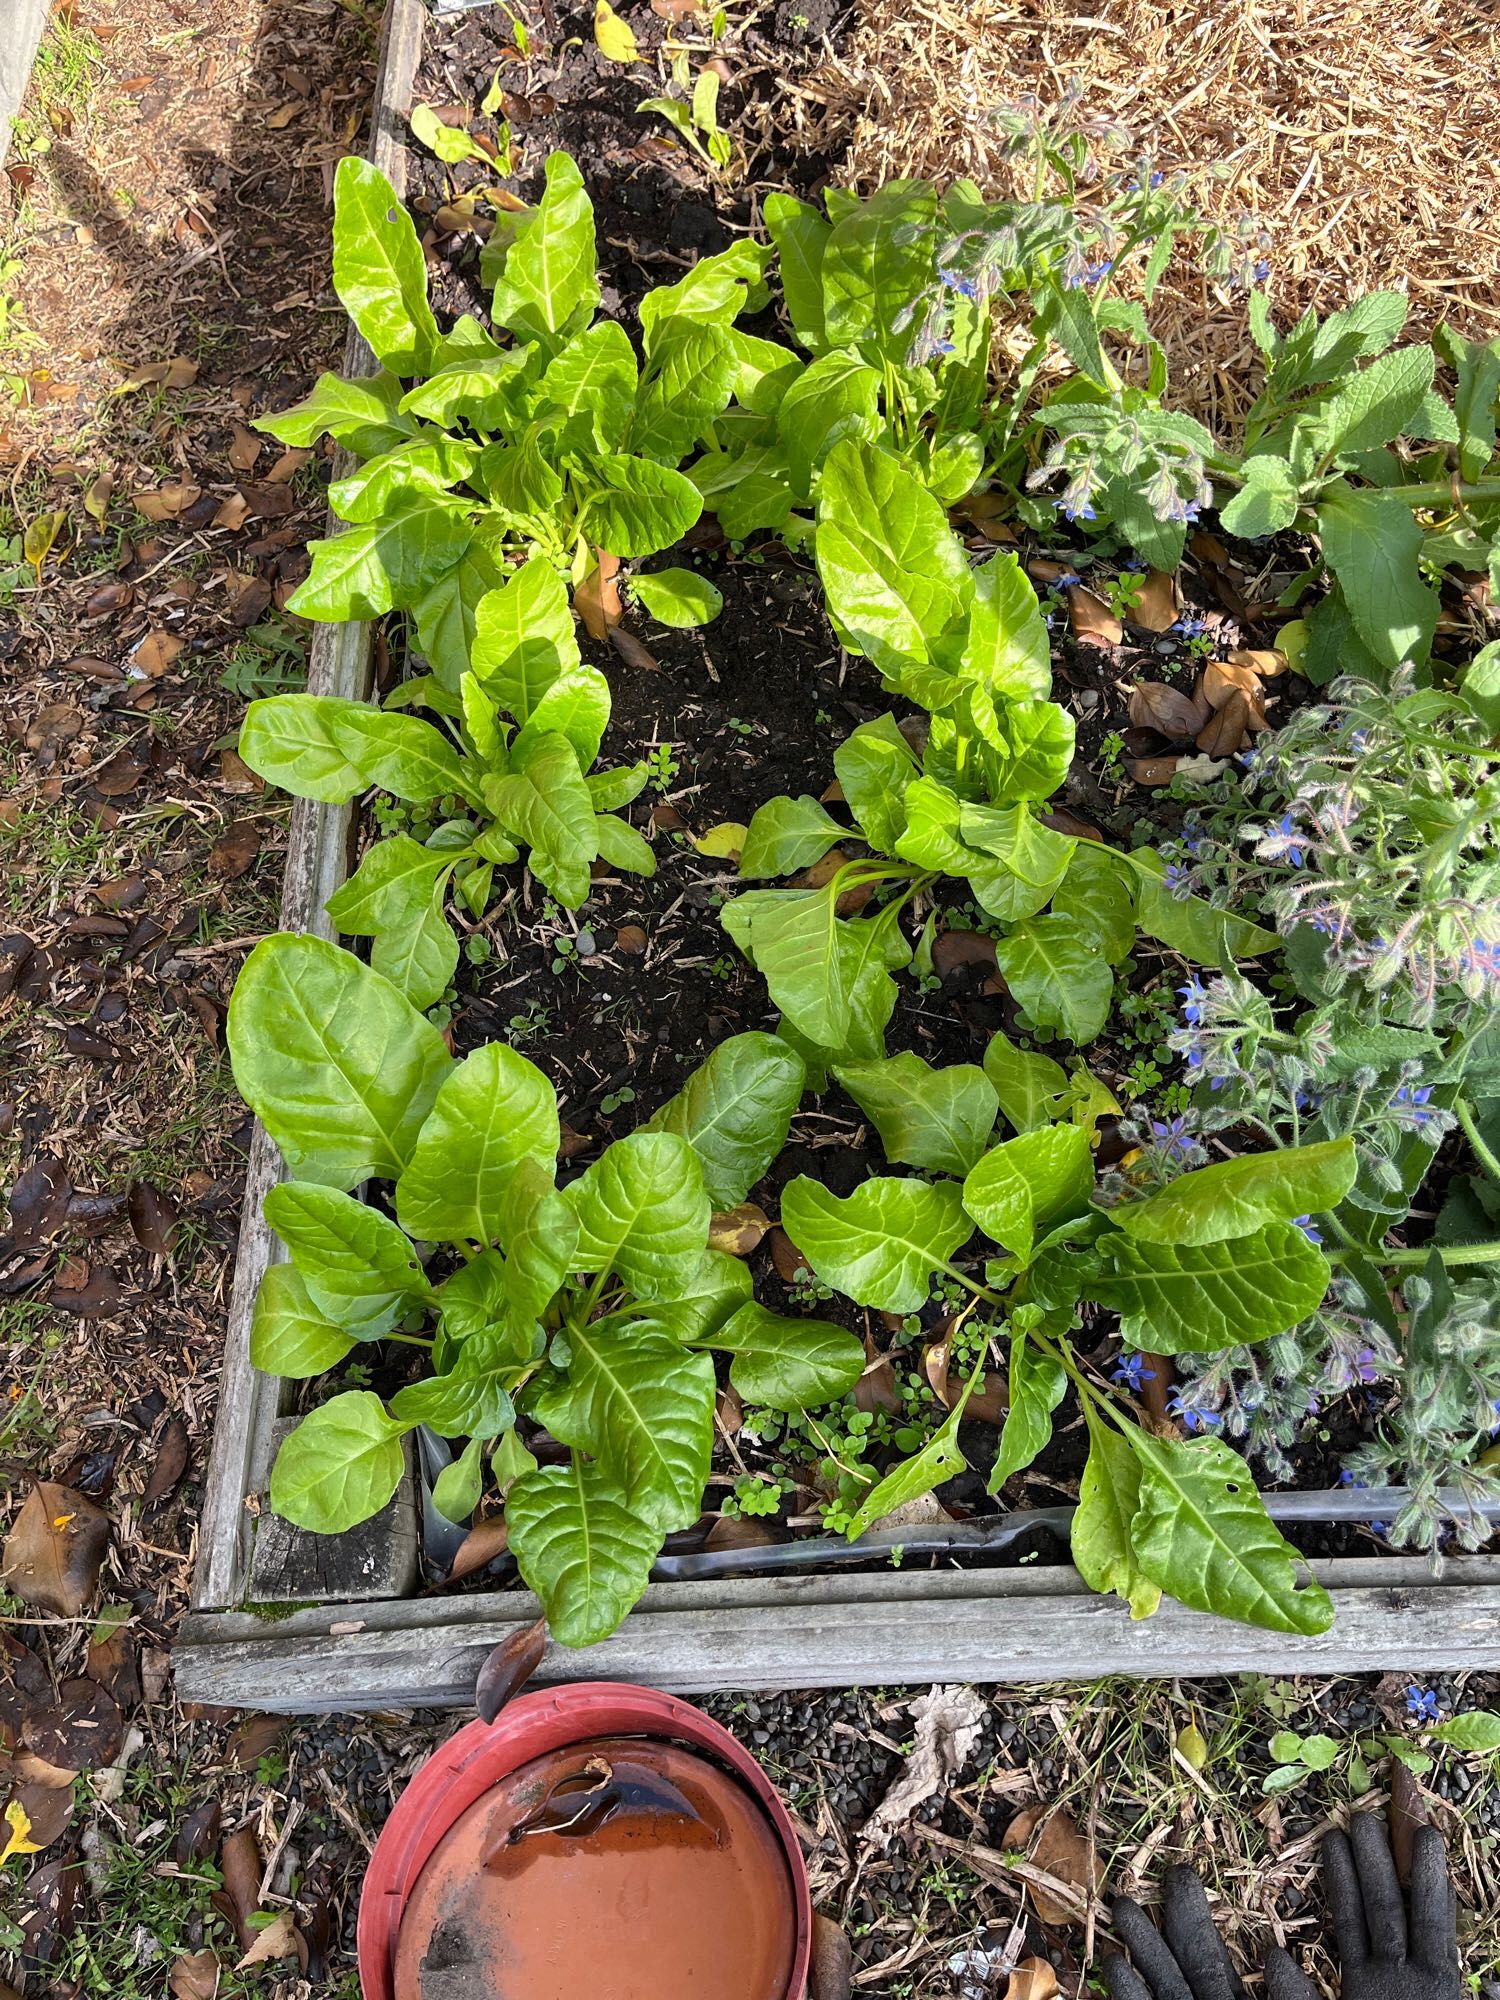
788;0;1500;432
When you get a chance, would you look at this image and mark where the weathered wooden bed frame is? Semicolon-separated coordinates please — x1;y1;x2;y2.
173;0;1500;1714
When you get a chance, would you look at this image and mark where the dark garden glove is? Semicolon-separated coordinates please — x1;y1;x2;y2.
1102;1866;1245;2000
1264;1817;1460;2000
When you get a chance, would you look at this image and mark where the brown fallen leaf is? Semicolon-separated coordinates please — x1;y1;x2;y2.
85;1606;141;1708
608;626;658;672
1007;1958;1060;2000
1227;645;1288;678
649;801;686;833
218;1824;263;1948
1029;1808;1098;1926
83;577;133;620
217;748;263;794
25;704;84;751
614;923;647;955
169;1949;220;2000
575;551;622;641
924;1330;954;1404
766;1225;807;1286
704;1515;782;1552
94;745;150;796
1200;657;1263;710
853;1334;903;1417
1196;691;1250;757
118;357;198;391
133;482;201;522
212;492;252;532
127;1182;179;1256
236;1911;301;1970
810;1911;853;2000
1;1483;109;1615
265;101;302;129
227;1715;284;1775
1067;585;1122;645
1127;683;1205;742
932;928;997;979
1131;569;1177;632
475;1616;548;1724
861;1685;987;1845
1390;1757;1427;1887
716;1382;743;1435
143;1414;190;1505
227;425;261;474
8;1773;75;1854
61;653;120;680
132;630;184;678
450;1513;510;1582
708;1203;770;1256
20;1855;82;1971
1125;754;1181;788
173;1798;223;1867
265;447;309;485
7;1156;72;1246
22;1677;125;1771
208;820;263;879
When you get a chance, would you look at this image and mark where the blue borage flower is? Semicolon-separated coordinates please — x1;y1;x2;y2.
1173;613;1209;639
1057;499;1097;523
1392;1083;1436;1128
1111;1353;1156;1392
1148;1114;1195;1162
1291;1214;1323;1245
936;265;981;301
1405;1685;1441;1722
1178;976;1208;1026
1168;1394;1222;1434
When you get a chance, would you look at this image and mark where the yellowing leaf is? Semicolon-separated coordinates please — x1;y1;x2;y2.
595;0;641;61
1;1798;42;1863
23;509;68;580
1276;618;1309;675
695;821;747;859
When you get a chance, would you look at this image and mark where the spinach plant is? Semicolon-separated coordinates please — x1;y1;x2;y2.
238;554;651;1008
256;150;767;683
720;439;1275;1066
778;1038;1358;1633
230;933;863;1647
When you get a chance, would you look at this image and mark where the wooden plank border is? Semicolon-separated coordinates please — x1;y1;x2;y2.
188;0;1500;1707
192;0;426;1617
177;1556;1500;1712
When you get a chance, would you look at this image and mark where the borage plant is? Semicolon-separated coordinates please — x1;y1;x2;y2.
230;934;864;1647
774;1038;1358;1635
721;439;1275;1069
238;555;651;1008
256;148;770;683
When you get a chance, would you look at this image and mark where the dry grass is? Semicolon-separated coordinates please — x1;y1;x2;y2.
788;0;1500;431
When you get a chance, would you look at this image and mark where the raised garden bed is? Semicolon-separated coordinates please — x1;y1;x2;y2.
175;0;1500;1712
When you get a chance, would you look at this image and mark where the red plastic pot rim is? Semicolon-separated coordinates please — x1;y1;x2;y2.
357;1680;812;2000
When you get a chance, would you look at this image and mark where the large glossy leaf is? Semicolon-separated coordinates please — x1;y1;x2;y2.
1127;850;1279;961
1051;841;1136;966
486;733;598;907
228;934;452;1189
960;551;1052;698
1111;1137;1357;1245
636;1248;752;1344
540;319;638;445
566;1131;710;1297
962;1124;1093;1264
775;348;882;496
986;1332;1066;1492
698;1301;864;1410
820;181;937;364
331;157;439;376
835;1051;997;1176
1127;1432;1335;1635
832;713;920;856
331;708;470;803
738;882;851;1048
983;1032;1069;1134
738;794;846;879
507;1457;659;1647
780;1174;970;1312
328;433;478;524
554;1327;714;1531
400;345;537;432
263;1181;430;1329
325;836;454;944
511;664;612;770
471;556;578;722
414;542;506;691
992;918;1113;1046
577;455;703;557
249;1264;357;1379
842;1360;987;1540
287;503;473;622
370;881;459;1011
395;1044;560;1247
501;1158;580;1326
957;802;1074;922
764;192;830;351
389;1328;518;1440
984;699;1076;805
240;695;373;803
254;369;417;455
631;321;738;462
490;150;600;346
1070;1419;1162;1619
815;440;970;677
269;1392;406;1534
644;1033;805;1208
1090;1222;1331;1349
